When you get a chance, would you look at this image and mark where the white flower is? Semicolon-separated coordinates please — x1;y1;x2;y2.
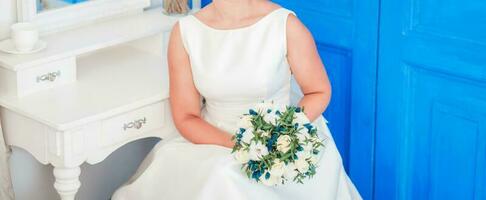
241;130;254;144
309;137;323;150
260;172;282;186
260;130;270;138
296;131;311;143
309;155;319;165
294;112;310;125
302;142;314;152
275;104;287;113
255;101;274;113
263;112;278;124
295;158;310;173
249;141;269;161
269;159;285;177
237;115;253;130
234;150;250;164
310;136;322;144
296;149;312;161
276;135;292;153
283;162;298;180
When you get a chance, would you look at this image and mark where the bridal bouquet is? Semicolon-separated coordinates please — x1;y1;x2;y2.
231;101;326;186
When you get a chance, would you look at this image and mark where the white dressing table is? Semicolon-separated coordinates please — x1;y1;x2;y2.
0;8;186;200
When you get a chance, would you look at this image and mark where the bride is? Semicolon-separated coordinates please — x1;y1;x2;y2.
113;0;361;199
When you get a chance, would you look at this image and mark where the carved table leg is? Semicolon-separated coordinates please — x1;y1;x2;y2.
53;166;81;200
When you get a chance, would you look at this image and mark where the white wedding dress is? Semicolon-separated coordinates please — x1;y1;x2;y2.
112;7;361;200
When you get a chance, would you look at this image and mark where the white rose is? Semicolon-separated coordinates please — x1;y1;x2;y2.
263;112;278;124
309;155;319;165
296;149;312;161
296;131;311;143
294;112;310;125
303;142;314;152
283;162;299;180
234;150;250;164
276;135;292;153
241;130;254;144
269;159;285;177
237;115;253;130
249;141;269;161
310;137;324;151
295;158;310;173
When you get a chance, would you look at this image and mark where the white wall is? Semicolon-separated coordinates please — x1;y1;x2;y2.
1;1;163;199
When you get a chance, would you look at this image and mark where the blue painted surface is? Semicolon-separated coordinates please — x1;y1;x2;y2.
375;0;486;199
270;1;379;199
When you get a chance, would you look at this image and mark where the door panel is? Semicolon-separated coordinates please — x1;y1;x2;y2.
376;0;486;199
271;1;379;199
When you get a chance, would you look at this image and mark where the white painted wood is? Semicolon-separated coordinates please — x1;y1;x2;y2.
16;0;36;23
0;41;178;200
0;8;180;98
0;44;170;131
192;0;201;11
53;166;81;200
0;8;181;71
1;99;177;200
86;100;178;165
0;68;16;97
124;33;165;57
17;0;151;34
1;100;178;165
0;107;51;165
0;7;190;199
18;57;76;96
100;101;165;147
0;57;76;97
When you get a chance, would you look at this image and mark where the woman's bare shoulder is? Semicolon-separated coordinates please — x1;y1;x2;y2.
286;11;310;37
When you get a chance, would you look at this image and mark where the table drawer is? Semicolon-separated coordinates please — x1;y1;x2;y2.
0;57;77;97
100;101;165;146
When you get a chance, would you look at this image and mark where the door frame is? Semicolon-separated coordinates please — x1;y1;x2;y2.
347;0;380;198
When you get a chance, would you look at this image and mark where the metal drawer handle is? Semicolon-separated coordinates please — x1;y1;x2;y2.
123;117;147;131
36;70;61;83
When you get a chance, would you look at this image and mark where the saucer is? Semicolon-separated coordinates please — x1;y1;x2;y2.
0;39;47;55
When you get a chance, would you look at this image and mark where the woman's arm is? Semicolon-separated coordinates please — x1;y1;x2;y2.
286;14;332;122
168;23;235;148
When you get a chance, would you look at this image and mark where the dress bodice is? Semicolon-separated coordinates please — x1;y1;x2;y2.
178;8;298;134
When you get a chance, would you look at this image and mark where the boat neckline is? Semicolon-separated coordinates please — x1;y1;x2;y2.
189;7;284;32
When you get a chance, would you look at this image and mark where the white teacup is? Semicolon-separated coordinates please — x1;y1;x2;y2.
11;22;39;52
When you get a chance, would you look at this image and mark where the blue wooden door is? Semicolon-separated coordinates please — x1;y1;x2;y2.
375;0;486;199
200;0;379;198
268;1;379;199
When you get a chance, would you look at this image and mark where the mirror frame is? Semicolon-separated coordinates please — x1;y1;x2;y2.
17;0;151;34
